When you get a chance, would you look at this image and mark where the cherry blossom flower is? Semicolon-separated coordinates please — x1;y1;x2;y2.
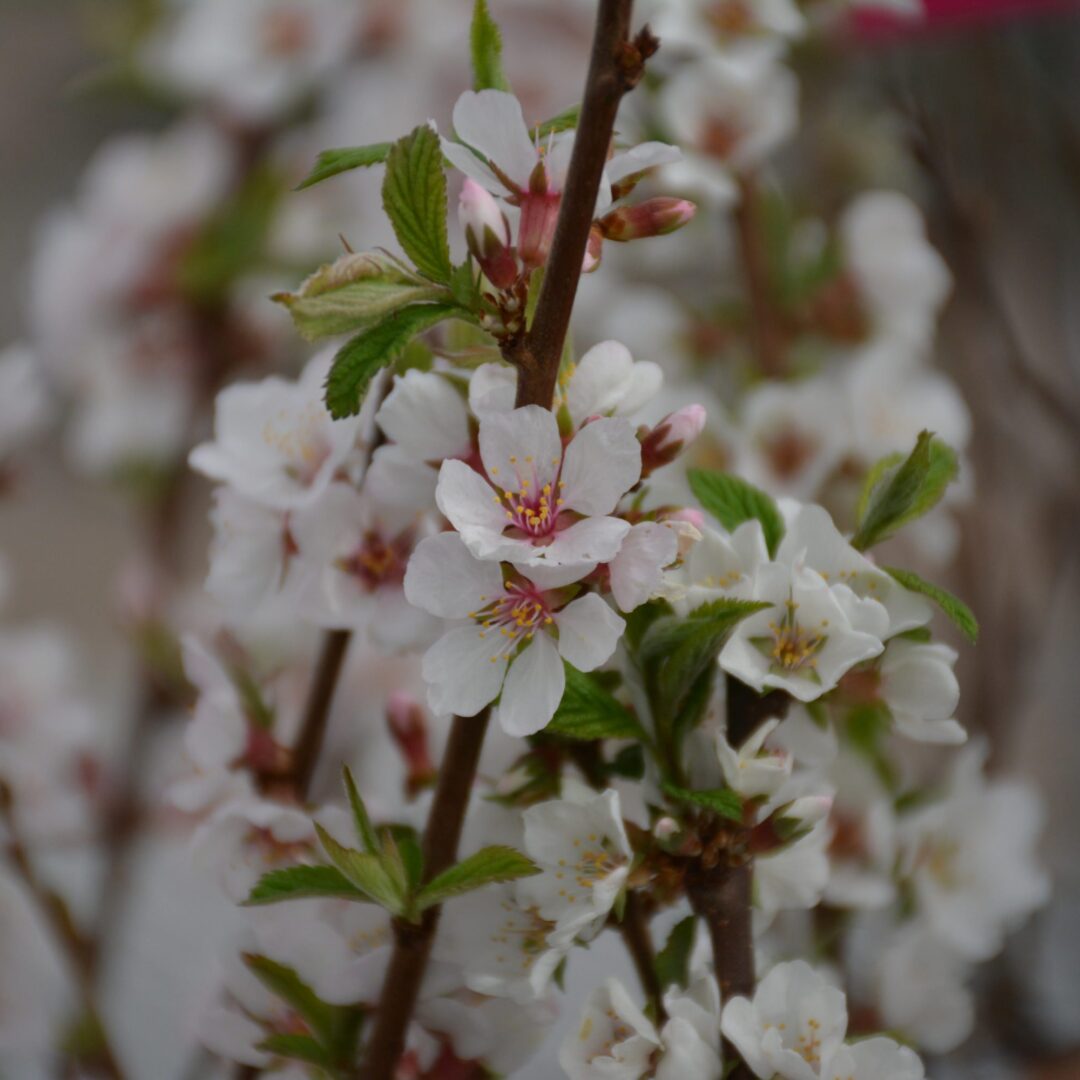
646;0;806;55
435;404;641;568
716;717;793;798
898;744;1050;961
877;637;965;744
661;519;769;615
404;532;624;735
820;1037;925;1080
190;350;366;510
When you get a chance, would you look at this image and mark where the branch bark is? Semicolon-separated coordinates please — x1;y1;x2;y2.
362;3;655;1074
734;174;785;380
619;891;667;1023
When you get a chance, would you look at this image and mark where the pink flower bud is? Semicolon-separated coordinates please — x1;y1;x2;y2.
386;691;437;797
640;403;707;476
666;507;706;532
654;816;679;841
599;197;697;242
518;190;561;270
459;179;518;289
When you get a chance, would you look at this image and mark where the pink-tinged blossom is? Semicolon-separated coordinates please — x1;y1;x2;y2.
435;405;641;569
404;532;624;736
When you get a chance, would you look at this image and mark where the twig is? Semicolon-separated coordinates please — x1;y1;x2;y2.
362;3;656;1074
1;784;126;1079
619;891;667;1022
733;174;785;379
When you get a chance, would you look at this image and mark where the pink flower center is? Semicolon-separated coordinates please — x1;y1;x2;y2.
493;454;566;541
340;528;412;591
469;580;555;663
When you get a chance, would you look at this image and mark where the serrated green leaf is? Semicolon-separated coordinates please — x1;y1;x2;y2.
470;0;511;92
257;1033;332;1068
884;567;978;643
295;142;392;191
386;825;424;891
383;125;453;283
341;766;380;854
416;845;539;912
655;915;696;990
245;864;366;906
852;432;958;551
314;825;405;914
324;302;460;419
532;105;580;140
687;468;785;556
641;599;770;732
547;664;646;741
243;955;339;1047
273;251;448;342
662;781;743;822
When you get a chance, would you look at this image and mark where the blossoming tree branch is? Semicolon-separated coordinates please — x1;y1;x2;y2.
0;0;1052;1078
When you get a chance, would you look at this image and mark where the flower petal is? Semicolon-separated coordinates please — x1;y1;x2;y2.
555;593;624;672
422;626;508;717
376;370;471;462
498;633;565;736
610;521;678;612
452;90;537;190
560;417;641;516
404;532;504;619
435;458;506;538
540;516;630;567
478;405;562;495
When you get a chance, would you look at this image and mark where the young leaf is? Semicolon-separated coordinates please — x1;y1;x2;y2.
383;125;453;283
342;766;380;854
257;1033;332;1068
641;599;770;728
852;432;958;551
324;302;460;419
654;915;697;990
314;825;405;914
532;105;580;140
415;845;539;912
470;0;511;92
884;567;979;643
243;955;340;1048
546;664;647;741
295;142;392;191
273;251;448;341
245;864;366;906
661;781;743;823
687;468;785;556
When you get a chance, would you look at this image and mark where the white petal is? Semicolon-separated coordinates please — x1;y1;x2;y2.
452;90;537;189
540;516;630;566
498;634;565;736
435;458;507;539
566;340;634;423
555;593;624;672
478;405;562;493
376;370;471;462
469;362;517;415
441;138;504;192
422;627;507;717
606;142;682;184
404;532;504;618
610;522;678;612
560;417;641;516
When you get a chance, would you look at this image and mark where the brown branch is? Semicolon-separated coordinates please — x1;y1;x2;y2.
619;891;667;1023
362;708;491;1078
512;0;656;409
734;174;785;380
0;784;126;1079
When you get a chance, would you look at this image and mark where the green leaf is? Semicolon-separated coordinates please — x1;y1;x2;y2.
244;864;366;906
273;251;448;341
547;664;646;741
324;302;460;419
386;825;424;891
852;432;958;551
608;744;645;780
671;663;717;760
470;0;511;92
416;845;540;912
662;781;743;823
883;567;979;643
654;915;696;990
243;955;339;1047
687;468;785;556
341;766;380;854
257;1033;331;1068
314;825;405;914
532;105;580;140
382;125;453;283
295;142;392;191
641;599;770;730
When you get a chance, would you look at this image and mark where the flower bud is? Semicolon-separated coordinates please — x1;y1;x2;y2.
459;179;518;289
654;816;679;841
582;224;604;273
386;691;437;797
518;190;561;270
599;197;697;242
640;404;707;476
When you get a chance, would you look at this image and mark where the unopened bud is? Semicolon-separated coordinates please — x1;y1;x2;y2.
599;197;697;242
386;691;437;798
654;816;679;841
460;179;518;290
640;404;707;476
582;224;603;273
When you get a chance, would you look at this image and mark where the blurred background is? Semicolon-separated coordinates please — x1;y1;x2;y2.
1;1;1078;1077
